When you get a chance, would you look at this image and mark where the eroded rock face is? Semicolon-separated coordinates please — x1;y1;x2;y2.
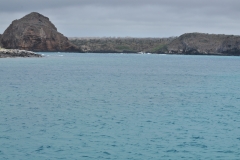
1;12;81;52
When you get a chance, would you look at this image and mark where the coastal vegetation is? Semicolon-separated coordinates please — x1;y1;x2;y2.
69;37;175;53
151;44;168;53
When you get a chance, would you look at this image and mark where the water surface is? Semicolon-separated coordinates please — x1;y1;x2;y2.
0;53;240;159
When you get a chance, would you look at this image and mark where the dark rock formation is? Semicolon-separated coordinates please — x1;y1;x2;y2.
218;36;240;55
1;12;81;52
0;34;2;47
0;49;42;58
166;33;240;55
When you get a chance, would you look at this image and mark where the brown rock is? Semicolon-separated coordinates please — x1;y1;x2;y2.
1;12;81;52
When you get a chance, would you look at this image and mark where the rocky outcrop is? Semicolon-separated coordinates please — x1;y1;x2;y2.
1;12;81;52
0;48;42;58
166;33;240;55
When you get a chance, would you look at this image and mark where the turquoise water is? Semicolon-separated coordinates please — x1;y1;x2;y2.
0;53;240;159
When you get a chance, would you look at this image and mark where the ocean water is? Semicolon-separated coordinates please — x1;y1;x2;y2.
0;53;240;160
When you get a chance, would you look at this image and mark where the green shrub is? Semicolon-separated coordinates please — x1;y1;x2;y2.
152;44;168;53
115;45;130;50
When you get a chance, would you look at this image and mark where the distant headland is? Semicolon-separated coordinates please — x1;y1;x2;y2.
69;33;240;56
0;12;240;56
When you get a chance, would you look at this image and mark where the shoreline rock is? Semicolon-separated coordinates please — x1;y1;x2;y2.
0;48;42;58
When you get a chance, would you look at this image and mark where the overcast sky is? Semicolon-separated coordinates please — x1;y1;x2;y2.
0;0;240;37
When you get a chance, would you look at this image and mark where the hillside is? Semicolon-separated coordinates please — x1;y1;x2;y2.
69;37;175;53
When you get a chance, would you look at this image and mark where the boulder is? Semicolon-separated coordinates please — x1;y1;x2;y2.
1;12;81;52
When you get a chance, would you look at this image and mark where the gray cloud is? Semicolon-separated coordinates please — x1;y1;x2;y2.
0;0;240;37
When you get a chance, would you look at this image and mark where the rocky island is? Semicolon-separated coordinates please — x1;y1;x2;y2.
0;12;81;52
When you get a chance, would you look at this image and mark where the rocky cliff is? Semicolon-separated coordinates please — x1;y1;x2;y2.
167;33;240;55
1;12;81;52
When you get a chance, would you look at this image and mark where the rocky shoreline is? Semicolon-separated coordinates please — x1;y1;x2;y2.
0;48;42;58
